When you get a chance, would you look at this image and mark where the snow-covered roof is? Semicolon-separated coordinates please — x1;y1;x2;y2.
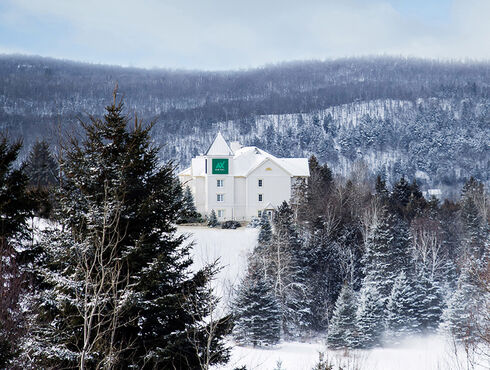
178;134;310;178
233;146;309;177
205;132;233;156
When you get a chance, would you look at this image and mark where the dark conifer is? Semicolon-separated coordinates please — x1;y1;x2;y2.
0;136;34;367
232;267;281;347
23;94;230;368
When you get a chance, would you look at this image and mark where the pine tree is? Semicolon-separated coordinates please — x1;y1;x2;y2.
0;137;34;367
385;271;420;344
415;268;443;333
270;201;310;337
24;139;58;218
208;209;219;227
232;267;281;347
363;207;411;300
178;185;201;223
257;212;272;248
24;139;58;188
441;266;485;342
355;286;385;349
327;283;357;349
23;94;230;368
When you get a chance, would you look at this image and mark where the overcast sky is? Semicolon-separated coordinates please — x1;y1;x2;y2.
0;0;489;70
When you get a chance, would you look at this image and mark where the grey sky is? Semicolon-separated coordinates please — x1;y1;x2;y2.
0;0;489;70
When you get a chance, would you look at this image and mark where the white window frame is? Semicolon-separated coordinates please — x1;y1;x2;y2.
258;210;262;217
217;179;224;188
258;194;263;202
217;209;225;218
217;193;224;202
258;179;263;187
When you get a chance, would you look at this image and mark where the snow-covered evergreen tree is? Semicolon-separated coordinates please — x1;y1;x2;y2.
232;267;281;347
363;207;412;300
22;95;230;369
327;283;357;349
415;268;443;333
257;212;272;248
208;209;219;227
385;271;420;344
355;286;385;349
270;201;310;337
441;266;485;342
24;139;58;188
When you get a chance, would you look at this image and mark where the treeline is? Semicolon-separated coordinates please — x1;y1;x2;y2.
232;156;489;352
0;95;229;369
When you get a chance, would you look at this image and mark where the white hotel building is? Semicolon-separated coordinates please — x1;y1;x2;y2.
178;133;310;221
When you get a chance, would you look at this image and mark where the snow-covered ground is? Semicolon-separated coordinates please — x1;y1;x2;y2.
180;225;490;370
178;225;258;307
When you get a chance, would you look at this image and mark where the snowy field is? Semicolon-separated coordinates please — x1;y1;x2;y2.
180;225;490;370
178;225;258;307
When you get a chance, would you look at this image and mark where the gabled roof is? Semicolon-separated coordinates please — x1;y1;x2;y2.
233;146;309;177
205;132;233;156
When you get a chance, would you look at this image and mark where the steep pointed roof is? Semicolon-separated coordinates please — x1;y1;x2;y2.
205;132;233;156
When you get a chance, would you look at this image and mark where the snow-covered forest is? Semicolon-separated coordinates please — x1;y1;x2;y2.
1;55;489;197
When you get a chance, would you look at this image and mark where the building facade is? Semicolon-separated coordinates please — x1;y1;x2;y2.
178;133;310;221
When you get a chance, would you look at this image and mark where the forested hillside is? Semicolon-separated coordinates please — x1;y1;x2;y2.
1;55;488;196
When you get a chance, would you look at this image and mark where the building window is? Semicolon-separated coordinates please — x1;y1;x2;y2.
258;210;262;217
218;210;225;218
205;158;207;174
217;179;224;187
258;194;263;202
217;194;224;202
258;179;263;187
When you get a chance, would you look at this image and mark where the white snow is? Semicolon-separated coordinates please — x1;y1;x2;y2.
178;225;258;306
217;336;489;370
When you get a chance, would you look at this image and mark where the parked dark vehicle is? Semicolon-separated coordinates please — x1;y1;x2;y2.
221;221;241;229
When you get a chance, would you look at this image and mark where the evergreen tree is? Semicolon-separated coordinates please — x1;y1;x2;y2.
375;174;389;203
270;201;310;337
390;177;412;216
385;271;420;344
232;267;281;347
460;195;486;263
362;207;412;300
208;209;219;227
441;266;485;342
24;139;58;218
0;137;34;368
327;283;357;349
23;95;230;368
257;212;272;248
415;269;443;333
24;139;58;188
355;286;385;349
178;185;201;223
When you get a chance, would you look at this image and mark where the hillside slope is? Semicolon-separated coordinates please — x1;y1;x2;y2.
1;55;488;195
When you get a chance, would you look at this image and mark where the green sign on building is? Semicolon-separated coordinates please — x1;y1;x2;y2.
212;158;229;174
